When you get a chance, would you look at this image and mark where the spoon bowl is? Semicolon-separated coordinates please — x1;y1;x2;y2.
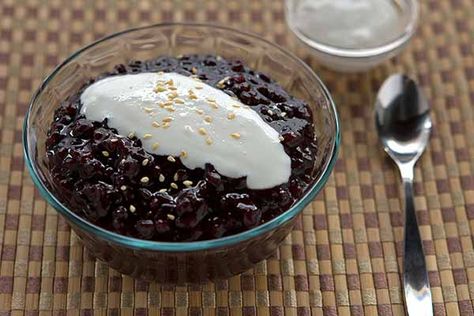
376;74;432;164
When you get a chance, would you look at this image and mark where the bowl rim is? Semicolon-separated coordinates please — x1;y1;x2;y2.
23;22;341;252
285;0;419;59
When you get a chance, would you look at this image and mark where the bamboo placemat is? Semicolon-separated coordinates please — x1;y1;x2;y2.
0;0;473;315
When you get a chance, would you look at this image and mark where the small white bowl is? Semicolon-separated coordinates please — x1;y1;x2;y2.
285;0;420;73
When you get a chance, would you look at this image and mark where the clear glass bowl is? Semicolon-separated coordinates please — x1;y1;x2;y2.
285;0;419;72
23;23;340;283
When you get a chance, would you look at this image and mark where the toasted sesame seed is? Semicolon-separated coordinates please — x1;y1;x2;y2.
173;173;179;182
154;85;166;92
143;133;152;139
180;150;188;158
196;109;204;115
162;122;170;129
206;97;216;102
140;176;150;184
217;76;229;87
120;185;127;191
174;98;185;104
167;156;176;162
198;127;207;136
159;188;167;193
167;214;176;220
144;107;154;113
152;142;160;150
162;116;173;122
227;112;236;120
102;151;110;157
164;105;175;112
170;182;178;189
129;205;136;213
168;86;177;90
278;135;284;141
268;110;274;116
195;85;203;89
204;115;213;123
281;112;287;117
158;102;165;108
152;121;160;128
191;67;198;74
232;104;241;108
168;92;178;100
183;180;193;187
142;159;149;166
230;132;241;139
128;132;135;138
110;138;118;142
206;137;213;145
165;79;174;86
159;174;165;182
188;94;198;100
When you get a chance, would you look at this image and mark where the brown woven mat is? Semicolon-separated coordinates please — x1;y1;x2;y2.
1;0;473;315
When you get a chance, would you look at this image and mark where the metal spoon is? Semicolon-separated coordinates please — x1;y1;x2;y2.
375;74;433;316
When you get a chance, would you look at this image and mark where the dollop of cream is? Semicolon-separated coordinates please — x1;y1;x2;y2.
80;72;291;189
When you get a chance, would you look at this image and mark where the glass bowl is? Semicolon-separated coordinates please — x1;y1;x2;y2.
23;23;340;283
285;0;419;72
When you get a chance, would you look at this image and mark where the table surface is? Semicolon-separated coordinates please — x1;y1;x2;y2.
0;0;473;315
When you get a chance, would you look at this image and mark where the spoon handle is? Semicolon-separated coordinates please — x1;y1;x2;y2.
400;164;433;316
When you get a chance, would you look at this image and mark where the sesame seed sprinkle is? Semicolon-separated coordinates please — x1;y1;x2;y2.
162;122;170;129
191;67;198;74
227;112;236;120
281;112;287;117
183;180;193;187
140;176;149;184
173;173;179;182
142;159;149;166
120;185;127;191
143;133;152;139
170;182;178;189
152;121;160;128
180;150;188;158
206;137;213;145
198;127;207;135
204;115;213;123
167;156;176;162
128;132;135;138
154;85;166;92
195;85;203;89
230;132;241;139
174;98;185;104
144;107;154;113
167;214;176;220
162;117;173;122
102;151;109;157
268;110;274;116
196;109;204;115
129;205;136;213
159;188;167;193
279;135;284;141
152;142;160;150
159;174;165;182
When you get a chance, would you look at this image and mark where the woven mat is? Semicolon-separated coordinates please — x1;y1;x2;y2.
1;0;473;315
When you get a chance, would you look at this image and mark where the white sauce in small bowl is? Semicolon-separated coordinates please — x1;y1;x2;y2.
80;72;291;190
292;0;408;49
